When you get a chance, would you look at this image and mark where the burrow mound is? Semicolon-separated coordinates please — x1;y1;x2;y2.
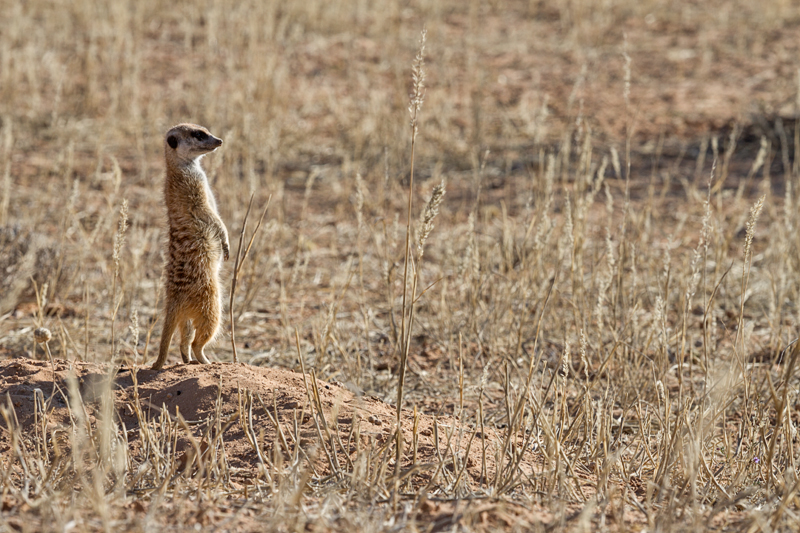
0;358;537;486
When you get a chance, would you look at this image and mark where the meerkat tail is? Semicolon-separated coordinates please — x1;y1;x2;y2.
152;309;179;370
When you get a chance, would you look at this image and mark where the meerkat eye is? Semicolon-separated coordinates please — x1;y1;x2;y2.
167;135;178;149
192;130;208;141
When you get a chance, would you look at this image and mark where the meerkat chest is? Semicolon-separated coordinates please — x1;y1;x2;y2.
187;164;219;214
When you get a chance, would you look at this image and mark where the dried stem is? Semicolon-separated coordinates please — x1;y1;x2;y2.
397;29;427;471
229;193;272;363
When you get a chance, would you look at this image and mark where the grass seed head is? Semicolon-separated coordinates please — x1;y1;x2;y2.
744;194;765;263
355;173;364;230
34;327;51;344
112;199;129;273
408;29;427;134
416;180;445;259
579;330;588;381
623;33;632;109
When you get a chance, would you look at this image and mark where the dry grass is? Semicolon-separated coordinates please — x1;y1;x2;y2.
2;0;800;531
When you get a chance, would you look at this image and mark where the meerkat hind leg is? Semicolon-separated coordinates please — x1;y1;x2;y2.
190;314;216;364
179;320;195;363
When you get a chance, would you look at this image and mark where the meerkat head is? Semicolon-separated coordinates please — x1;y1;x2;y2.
165;123;223;165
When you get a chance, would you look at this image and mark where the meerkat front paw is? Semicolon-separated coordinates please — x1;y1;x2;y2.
216;224;230;261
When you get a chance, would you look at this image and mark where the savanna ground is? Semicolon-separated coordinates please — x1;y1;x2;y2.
2;0;800;531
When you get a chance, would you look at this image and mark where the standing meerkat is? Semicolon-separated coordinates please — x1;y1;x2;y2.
151;123;230;371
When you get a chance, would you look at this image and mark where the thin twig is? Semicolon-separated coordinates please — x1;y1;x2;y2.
229;193;272;363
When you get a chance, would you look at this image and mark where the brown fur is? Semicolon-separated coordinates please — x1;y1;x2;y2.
151;123;229;370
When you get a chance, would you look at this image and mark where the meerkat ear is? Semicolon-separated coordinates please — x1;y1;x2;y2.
167;135;178;149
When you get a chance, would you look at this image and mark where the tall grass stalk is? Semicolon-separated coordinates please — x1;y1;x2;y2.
735;194;765;403
396;29;427;471
110;198;128;359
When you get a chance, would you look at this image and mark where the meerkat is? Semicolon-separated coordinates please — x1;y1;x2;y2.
151;123;230;371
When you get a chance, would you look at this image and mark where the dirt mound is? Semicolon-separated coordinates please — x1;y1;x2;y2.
0;358;531;487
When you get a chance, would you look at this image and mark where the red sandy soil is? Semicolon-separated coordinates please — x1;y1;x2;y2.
0;357;537;489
